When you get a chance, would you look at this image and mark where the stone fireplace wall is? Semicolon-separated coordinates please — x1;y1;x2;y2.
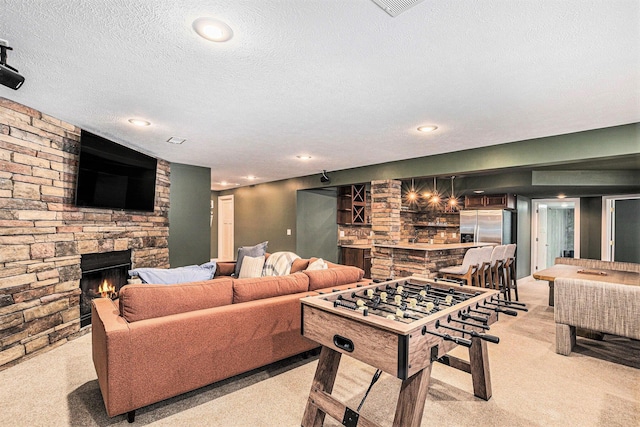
0;98;170;370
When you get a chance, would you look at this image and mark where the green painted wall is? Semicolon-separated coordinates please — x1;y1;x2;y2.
614;199;640;263
580;197;602;260
516;196;531;278
223;180;300;255
169;163;211;267
218;124;639;262
296;189;339;262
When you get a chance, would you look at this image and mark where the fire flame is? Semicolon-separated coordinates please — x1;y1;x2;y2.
98;279;116;299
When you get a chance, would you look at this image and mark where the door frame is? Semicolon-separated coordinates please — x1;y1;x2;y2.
217;195;234;261
531;198;580;273
602;194;640;261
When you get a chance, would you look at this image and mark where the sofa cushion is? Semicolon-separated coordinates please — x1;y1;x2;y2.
304;265;365;291
238;255;265;278
232;272;309;304
119;278;234;323
290;258;310;273
234;241;268;277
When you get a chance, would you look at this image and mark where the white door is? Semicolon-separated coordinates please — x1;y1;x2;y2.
217;195;234;261
532;199;580;273
533;203;548;273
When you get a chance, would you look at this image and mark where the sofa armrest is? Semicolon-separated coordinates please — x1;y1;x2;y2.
91;298;132;417
215;261;237;276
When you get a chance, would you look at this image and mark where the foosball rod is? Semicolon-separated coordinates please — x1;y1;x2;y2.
338;295;420;320
458;310;489;325
447;314;490;330
490;296;528;308
435;320;500;344
401;281;472;299
359;288;447;312
421;326;472;348
352;292;434;317
388;285;465;306
483;300;528;312
476;302;518;316
392;283;471;304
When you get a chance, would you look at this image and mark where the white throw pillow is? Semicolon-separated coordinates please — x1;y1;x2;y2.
238;255;266;278
306;258;328;271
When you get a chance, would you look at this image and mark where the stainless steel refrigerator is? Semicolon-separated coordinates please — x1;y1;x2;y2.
459;210;514;244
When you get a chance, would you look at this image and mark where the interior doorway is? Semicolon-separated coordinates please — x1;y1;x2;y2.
217;195;234;261
531;198;580;273
602;195;640;263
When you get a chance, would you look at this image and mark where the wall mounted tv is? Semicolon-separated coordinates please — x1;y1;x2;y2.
75;130;158;212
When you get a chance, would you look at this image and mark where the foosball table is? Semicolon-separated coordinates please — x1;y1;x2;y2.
300;276;527;427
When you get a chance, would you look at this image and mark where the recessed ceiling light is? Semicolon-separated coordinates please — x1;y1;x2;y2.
558;194;566;199
246;175;257;180
473;190;485;194
219;181;239;186
128;119;151;127
167;137;186;144
296;155;312;160
193;17;233;42
417;125;438;133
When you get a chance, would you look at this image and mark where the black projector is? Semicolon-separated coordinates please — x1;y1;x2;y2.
0;63;24;90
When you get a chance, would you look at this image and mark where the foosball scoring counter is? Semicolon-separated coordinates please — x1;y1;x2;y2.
299;276;527;427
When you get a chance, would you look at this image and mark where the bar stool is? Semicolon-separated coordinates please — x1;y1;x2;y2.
439;247;482;286
503;243;518;301
476;246;495;288
487;245;507;295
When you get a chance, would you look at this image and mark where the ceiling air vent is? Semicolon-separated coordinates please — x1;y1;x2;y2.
371;0;425;17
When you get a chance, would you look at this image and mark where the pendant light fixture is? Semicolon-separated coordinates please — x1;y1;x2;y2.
446;176;460;210
407;178;418;204
429;176;441;206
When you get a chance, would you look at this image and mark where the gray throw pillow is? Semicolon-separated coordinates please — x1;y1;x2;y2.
234;241;268;277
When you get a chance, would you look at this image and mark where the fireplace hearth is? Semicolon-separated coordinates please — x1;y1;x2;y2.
80;250;132;327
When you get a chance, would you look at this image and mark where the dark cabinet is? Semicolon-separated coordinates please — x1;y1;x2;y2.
341;246;371;279
464;193;516;210
337;184;368;225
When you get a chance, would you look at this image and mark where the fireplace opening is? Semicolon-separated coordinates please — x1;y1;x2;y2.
80;250;131;327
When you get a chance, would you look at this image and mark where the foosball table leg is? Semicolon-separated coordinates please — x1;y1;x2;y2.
301;346;342;427
469;336;492;400
392;364;433;427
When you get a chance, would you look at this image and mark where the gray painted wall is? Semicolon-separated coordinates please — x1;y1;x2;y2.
169;163;211;267
296;189;339;262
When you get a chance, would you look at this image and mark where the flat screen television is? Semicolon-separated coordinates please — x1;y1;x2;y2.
75;130;158;212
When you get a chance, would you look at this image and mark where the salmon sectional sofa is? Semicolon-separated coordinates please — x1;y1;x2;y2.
91;259;366;422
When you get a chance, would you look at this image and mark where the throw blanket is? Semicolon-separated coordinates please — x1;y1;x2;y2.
262;252;300;277
129;261;217;285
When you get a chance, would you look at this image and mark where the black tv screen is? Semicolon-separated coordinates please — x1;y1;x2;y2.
75;130;157;212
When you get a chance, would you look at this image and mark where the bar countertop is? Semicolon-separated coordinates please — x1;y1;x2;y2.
373;242;495;251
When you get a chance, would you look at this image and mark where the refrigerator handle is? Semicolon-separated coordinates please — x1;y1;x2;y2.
475;224;479;243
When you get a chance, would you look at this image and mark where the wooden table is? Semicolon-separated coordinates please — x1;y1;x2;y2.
533;264;640;306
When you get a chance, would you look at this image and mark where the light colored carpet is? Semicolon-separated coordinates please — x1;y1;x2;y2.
1;277;639;426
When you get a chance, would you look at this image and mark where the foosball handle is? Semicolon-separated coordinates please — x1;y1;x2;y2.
495;307;518;316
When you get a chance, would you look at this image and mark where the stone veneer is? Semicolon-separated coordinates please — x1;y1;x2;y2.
370;180;401;280
0;98;170;370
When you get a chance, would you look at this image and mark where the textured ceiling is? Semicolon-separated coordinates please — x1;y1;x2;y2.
1;0;639;190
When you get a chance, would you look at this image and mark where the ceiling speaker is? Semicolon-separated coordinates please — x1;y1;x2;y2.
371;0;425;17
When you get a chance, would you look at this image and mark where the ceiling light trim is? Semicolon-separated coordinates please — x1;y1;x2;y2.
192;17;233;42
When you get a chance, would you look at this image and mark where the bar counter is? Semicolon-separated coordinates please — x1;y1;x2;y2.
371;242;494;280
374;242;494;251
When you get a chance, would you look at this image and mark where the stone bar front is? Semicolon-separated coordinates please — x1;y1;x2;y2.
372;242;493;280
